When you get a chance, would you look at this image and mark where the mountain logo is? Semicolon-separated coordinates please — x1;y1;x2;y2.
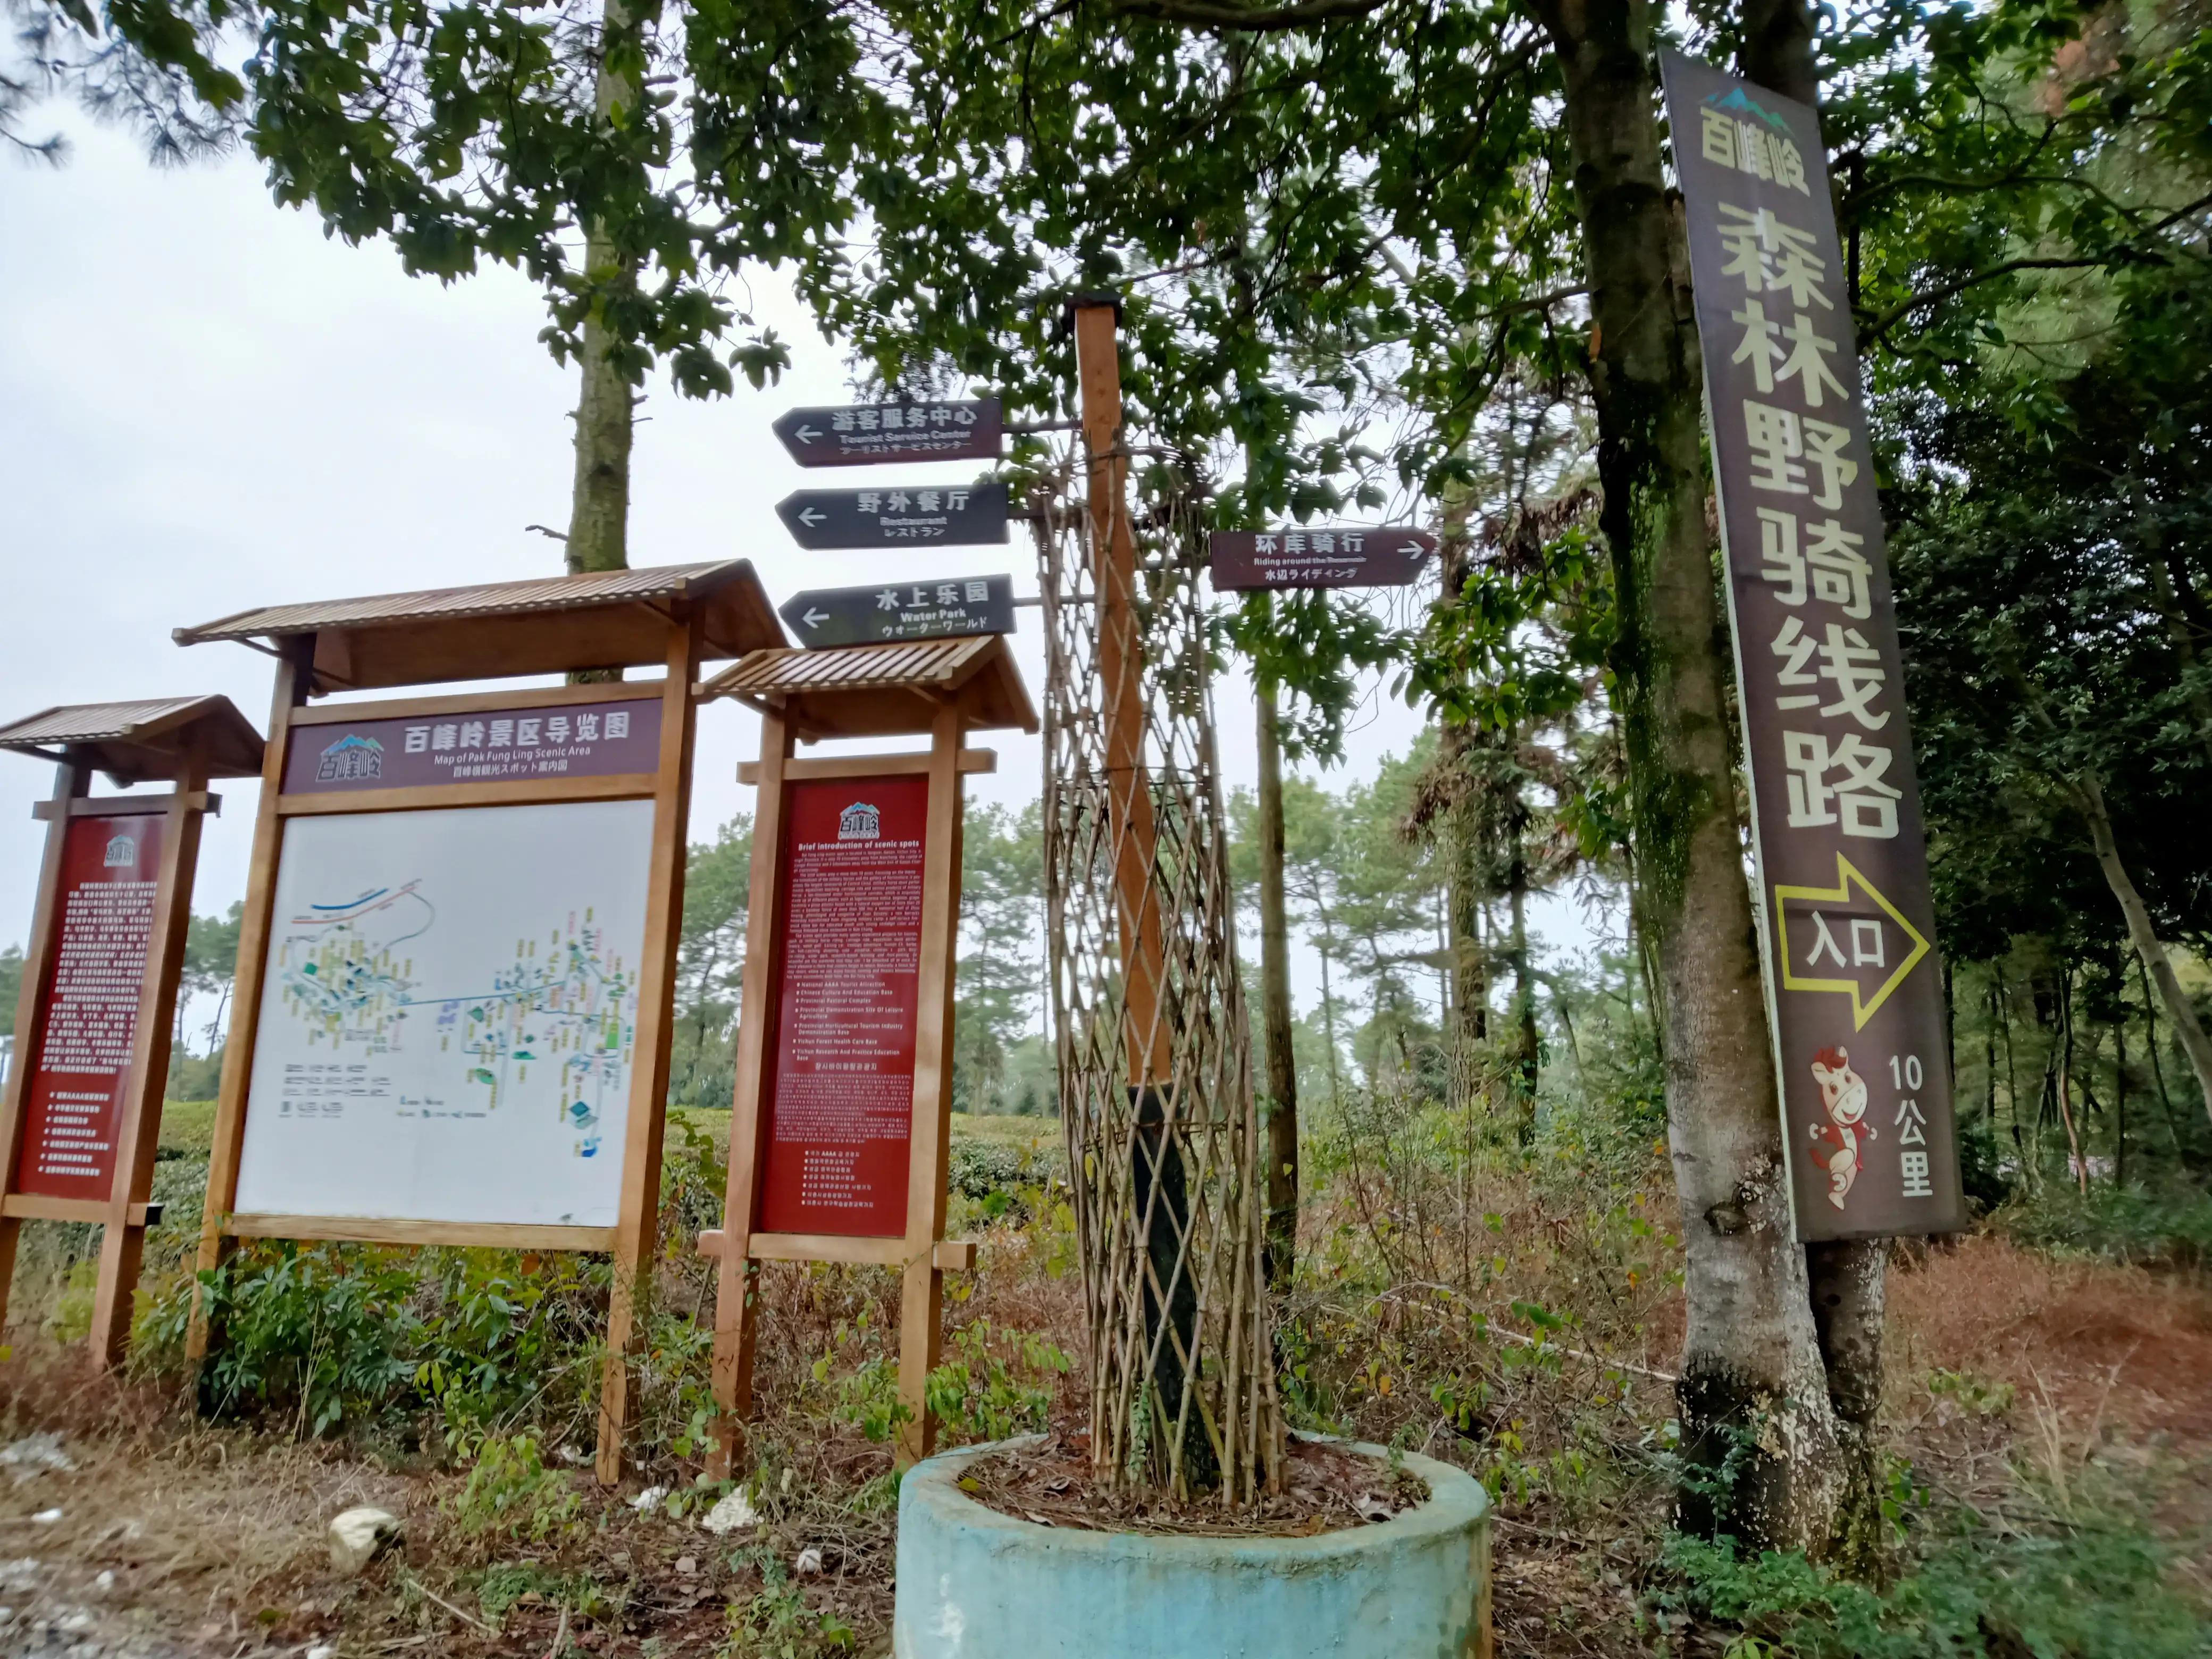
103;833;137;868
837;801;882;841
1704;83;1792;134
315;733;386;783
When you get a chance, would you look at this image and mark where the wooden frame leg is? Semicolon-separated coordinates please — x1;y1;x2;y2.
0;1217;21;1351
708;1254;759;1482
89;1221;147;1371
896;1259;943;1469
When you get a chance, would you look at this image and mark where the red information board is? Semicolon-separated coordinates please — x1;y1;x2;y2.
755;775;930;1237
15;814;163;1200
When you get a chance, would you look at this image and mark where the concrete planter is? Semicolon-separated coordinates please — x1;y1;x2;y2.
892;1437;1492;1659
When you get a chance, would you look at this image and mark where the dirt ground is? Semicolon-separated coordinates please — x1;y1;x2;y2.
0;1234;2204;1658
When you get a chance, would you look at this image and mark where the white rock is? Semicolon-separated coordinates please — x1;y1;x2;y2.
91;1571;114;1594
629;1485;669;1513
0;1606;13;1624
326;1507;402;1576
56;1608;92;1632
0;1559;39;1589
700;1489;759;1536
794;1546;824;1576
0;1434;74;1481
306;1644;337;1659
29;1510;61;1525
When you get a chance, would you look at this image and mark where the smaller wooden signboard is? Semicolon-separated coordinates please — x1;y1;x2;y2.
697;633;1037;1473
0;697;265;1368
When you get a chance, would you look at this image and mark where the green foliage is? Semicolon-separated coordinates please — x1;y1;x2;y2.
448;1432;581;1541
145;1243;421;1436
1993;1180;2212;1268
671;816;751;1110
1660;1493;2209;1659
924;1320;1068;1446
723;1547;853;1658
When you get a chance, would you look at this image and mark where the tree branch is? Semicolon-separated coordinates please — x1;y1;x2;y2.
1103;0;1398;31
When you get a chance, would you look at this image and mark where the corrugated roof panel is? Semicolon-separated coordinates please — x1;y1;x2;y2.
0;697;215;749
175;560;741;644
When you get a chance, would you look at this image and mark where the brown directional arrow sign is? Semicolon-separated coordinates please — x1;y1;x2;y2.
773;399;1002;467
1210;527;1437;590
781;575;1017;649
776;482;1010;550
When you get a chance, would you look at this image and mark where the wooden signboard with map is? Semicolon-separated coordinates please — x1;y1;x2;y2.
696;633;1037;1472
173;562;784;1480
0;697;265;1370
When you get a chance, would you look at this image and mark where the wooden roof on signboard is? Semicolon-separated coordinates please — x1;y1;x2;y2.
0;696;266;783
701;635;1039;740
174;560;786;693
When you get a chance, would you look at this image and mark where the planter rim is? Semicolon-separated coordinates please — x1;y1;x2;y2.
899;1433;1490;1565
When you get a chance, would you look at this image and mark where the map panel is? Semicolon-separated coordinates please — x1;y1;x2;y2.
236;800;654;1226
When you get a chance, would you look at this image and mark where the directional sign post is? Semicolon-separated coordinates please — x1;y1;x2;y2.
1210;527;1437;591
781;575;1017;649
774;399;1003;468
777;482;1010;551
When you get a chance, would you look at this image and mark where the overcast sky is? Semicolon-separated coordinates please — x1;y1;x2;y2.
2;112;1599;1027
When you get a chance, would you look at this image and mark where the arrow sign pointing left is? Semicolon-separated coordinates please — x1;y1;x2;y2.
773;399;1002;467
778;575;1017;649
776;483;1010;551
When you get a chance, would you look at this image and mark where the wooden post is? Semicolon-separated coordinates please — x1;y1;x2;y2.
708;705;792;1480
0;760;89;1339
896;699;966;1467
89;736;210;1367
189;639;312;1365
1071;299;1170;1087
596;614;703;1485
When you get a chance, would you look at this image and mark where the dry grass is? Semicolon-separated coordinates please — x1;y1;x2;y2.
0;1121;2206;1656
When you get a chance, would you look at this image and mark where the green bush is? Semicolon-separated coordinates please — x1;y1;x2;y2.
141;1242;422;1436
1994;1181;2212;1269
1661;1501;2209;1659
448;1432;581;1541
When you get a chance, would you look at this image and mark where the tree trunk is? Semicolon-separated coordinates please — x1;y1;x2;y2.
564;0;646;577
1803;1238;1886;1578
1530;0;1839;1551
2074;769;2212;1128
1437;498;1492;1095
1506;786;1539;1137
1256;676;1300;1292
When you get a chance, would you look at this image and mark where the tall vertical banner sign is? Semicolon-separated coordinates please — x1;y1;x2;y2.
1661;52;1964;1239
16;816;163;1201
756;775;929;1237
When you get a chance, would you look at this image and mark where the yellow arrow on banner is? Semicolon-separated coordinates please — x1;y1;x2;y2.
1772;854;1931;1031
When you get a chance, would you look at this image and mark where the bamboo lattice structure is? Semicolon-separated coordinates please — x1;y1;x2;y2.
1031;380;1284;1503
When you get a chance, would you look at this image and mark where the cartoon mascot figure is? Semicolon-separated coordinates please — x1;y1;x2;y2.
1808;1046;1875;1212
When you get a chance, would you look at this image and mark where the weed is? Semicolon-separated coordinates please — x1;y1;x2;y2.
723;1548;854;1657
448;1433;581;1542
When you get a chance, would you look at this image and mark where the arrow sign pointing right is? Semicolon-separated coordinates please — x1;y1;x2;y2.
1209;527;1438;591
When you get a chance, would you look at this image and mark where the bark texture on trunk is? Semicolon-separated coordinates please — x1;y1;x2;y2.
1256;678;1300;1292
564;0;646;576
1804;1237;1886;1576
1531;0;1838;1551
567;285;635;574
2075;769;2212;1125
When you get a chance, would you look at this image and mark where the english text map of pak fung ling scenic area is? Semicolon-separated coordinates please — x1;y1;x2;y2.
233;800;655;1227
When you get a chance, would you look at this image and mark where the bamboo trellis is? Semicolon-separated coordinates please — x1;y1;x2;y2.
1032;319;1283;1503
